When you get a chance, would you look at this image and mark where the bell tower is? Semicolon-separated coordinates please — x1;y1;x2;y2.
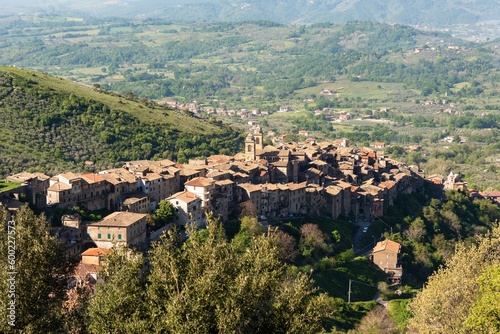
254;126;263;151
245;133;256;161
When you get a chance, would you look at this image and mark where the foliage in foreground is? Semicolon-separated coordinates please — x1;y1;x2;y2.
0;206;73;333
407;224;500;333
88;214;335;333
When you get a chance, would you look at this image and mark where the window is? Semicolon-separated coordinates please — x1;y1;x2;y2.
107;233;111;239
98;233;101;239
118;234;122;240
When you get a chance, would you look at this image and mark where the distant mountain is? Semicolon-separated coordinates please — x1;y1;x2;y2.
0;0;498;27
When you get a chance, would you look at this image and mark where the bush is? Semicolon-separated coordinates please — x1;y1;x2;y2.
336;249;355;267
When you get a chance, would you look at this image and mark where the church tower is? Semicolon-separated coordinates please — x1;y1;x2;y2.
254;126;263;151
245;132;256;161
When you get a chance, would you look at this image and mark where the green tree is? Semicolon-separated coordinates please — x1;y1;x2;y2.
87;246;149;334
464;265;500;333
0;206;70;333
232;216;264;251
146;214;333;333
151;199;175;229
407;224;500;333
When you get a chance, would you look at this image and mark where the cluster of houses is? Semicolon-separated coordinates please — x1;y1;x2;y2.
4;126;495;286
2;127;426;247
158;100;272;117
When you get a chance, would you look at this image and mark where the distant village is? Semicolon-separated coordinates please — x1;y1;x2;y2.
2;126;499;288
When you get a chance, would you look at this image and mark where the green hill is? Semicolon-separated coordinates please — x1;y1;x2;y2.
0;66;242;177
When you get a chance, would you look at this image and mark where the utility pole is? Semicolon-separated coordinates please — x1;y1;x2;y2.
348;279;352;303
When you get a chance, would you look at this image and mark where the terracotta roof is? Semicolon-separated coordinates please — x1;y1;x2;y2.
288;182;307;191
482;191;500;197
142;172;162;181
305;184;323;192
81;248;111;257
278;149;290;157
179;168;201;177
81;173;105;183
58;172;81;182
379;181;396;189
334;180;352;189
89;211;146;227
47;182;72;191
184;177;215;188
74;263;100;279
306;167;322;176
99;169;137;184
238;183;262;193
277;184;289;191
373;239;401;253
7;172;49;182
311;160;328;166
169;190;200;204
326;186;342;196
215;179;234;186
123;192;148;205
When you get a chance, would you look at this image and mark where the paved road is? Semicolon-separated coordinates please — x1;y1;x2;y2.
352;218;374;253
373;291;389;308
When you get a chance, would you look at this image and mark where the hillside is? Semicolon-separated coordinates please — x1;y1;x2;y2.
0;66;242;177
1;19;499;189
0;0;498;31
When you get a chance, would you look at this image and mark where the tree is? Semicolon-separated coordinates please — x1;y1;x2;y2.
146;214;334;333
151;199;175;229
87;246;149;334
349;305;399;334
407;224;500;333
0;206;71;332
238;200;258;218
232;216;264;251
299;223;329;258
269;228;298;263
463;265;500;333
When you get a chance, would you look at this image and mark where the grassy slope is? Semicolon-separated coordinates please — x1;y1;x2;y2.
280;216;386;301
0;66;221;134
0;66;242;176
0;181;22;192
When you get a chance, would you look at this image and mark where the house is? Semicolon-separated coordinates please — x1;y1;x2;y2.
298;130;309;137
168;190;204;227
58;214;83;258
184;177;216;209
213;179;234;222
480;191;500;204
81;248;111;266
374;142;386;149
122;192;150;213
69;248;110;294
99;168;139;211
371;239;403;283
338;113;350;121
85;212;147;250
6;172;50;207
47;173;106;211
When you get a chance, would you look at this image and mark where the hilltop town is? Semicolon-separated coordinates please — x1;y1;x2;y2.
2;126;428;245
5;125;496;250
